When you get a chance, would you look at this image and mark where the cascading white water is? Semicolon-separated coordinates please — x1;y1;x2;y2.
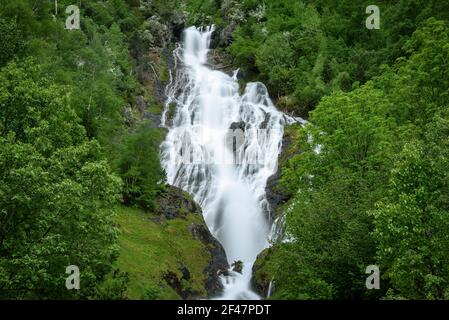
160;26;298;300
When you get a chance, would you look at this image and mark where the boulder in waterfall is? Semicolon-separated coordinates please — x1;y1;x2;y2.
229;121;245;131
231;260;243;274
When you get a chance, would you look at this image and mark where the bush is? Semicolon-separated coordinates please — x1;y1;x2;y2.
114;124;166;211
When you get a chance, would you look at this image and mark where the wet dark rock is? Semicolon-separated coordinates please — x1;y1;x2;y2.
236;69;246;80
206;48;235;76
179;263;191;281
172;23;185;42
171;12;187;42
155;185;228;298
231;260;243;274
229;121;245;131
189;222;229;297
265;172;290;221
136;95;147;116
251;248;273;297
265;126;298;221
259;112;270;129
219;269;230;277
163;270;198;300
154;185;200;220
219;23;237;47
209;26;222;49
163;263;194;298
210;23;236;49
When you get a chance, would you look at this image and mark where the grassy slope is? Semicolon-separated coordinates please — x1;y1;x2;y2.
114;205;212;299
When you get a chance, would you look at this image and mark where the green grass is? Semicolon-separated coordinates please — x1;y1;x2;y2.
114;205;212;299
147;103;165;115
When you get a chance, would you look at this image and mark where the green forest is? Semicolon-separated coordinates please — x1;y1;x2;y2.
0;0;449;300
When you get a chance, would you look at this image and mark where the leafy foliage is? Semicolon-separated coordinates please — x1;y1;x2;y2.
270;18;449;300
0;61;122;299
372;113;449;299
113;124;166;211
0;0;165;299
224;0;449;116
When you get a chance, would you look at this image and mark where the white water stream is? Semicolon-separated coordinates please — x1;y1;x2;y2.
160;26;298;299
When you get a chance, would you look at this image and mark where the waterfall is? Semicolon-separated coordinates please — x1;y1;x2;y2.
267;278;275;298
160;26;298;300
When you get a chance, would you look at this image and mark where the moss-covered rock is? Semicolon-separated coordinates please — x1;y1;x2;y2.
251;247;278;298
115;186;228;299
231;260;243;274
265;123;303;221
253;124;304;298
152;186;201;220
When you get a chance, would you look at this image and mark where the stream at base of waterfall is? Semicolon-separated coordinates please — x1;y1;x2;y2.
160;26;299;300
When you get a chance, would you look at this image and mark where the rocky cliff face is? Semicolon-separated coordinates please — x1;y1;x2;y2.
265;124;302;223
154;186;229;298
251;247;276;298
251;124;303;298
116;185;229;300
